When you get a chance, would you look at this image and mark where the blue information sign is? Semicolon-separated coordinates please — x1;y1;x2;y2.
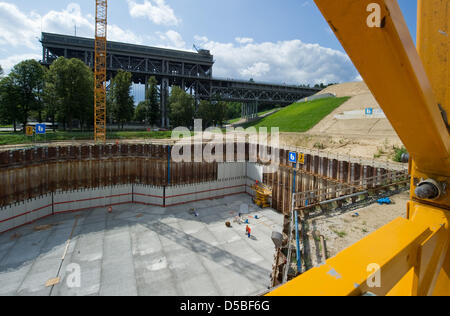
289;152;298;163
365;108;374;115
35;124;46;135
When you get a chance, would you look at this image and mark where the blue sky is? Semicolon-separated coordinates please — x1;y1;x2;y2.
0;0;418;86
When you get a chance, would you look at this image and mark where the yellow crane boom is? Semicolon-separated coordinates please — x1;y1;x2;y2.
269;0;450;296
94;0;107;142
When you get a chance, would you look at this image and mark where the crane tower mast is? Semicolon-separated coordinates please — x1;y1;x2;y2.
94;0;107;142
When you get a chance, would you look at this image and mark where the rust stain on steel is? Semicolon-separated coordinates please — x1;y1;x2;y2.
0;143;407;214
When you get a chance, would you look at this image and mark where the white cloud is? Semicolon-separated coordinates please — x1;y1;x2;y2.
108;25;144;44
0;2;41;49
196;37;359;85
0;1;359;86
0;53;41;74
240;62;270;79
0;2;147;70
301;1;312;8
194;35;209;44
127;0;180;26
42;4;93;38
42;3;144;44
157;30;185;49
354;74;363;82
235;37;254;45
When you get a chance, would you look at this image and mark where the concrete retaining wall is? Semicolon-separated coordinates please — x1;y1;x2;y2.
246;162;264;196
218;162;246;180
134;185;164;207
0;161;269;233
165;177;247;207
0;185;133;234
0;194;52;234
53;185;133;214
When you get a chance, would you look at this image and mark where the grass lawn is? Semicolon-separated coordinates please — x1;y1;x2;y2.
242;97;350;132
0;130;174;146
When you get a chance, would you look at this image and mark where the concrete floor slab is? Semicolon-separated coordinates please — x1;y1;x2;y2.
0;194;282;296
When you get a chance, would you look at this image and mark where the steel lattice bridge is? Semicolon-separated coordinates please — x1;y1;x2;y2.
41;32;320;127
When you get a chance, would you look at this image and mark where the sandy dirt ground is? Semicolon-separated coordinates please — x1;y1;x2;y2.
304;190;410;267
316;81;371;98
279;133;404;162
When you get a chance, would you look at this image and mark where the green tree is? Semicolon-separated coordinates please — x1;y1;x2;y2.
212;100;227;127
45;57;93;131
109;70;134;129
134;101;147;123
225;102;242;120
197;100;226;128
9;60;45;131
0;76;21;131
169;86;195;128
197;100;214;128
146;76;160;126
0;65;4;78
42;79;59;132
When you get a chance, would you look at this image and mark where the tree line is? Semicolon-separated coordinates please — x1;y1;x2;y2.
0;58;137;132
0;57;271;132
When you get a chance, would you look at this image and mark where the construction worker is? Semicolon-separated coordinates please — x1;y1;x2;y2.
246;225;251;238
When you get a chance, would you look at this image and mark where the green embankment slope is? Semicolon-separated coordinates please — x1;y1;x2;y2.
243;97;350;132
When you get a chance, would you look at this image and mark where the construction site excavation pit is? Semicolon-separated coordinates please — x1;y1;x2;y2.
0;194;283;296
0;142;408;296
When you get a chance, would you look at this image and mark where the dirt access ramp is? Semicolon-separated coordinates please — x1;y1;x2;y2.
309;81;400;138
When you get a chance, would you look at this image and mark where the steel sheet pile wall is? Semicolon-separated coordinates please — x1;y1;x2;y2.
263;148;408;214
0;142;408;233
0;144;218;207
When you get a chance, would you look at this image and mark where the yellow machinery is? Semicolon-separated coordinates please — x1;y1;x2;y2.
252;182;272;208
269;0;450;296
94;0;107;142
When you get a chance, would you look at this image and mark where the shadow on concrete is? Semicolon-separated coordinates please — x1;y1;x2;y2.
0;194;277;294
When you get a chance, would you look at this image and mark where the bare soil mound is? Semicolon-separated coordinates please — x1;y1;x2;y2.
309;81;400;138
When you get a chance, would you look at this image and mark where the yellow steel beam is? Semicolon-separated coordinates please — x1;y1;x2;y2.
409;203;449;296
412;0;450;211
312;0;450;177
268;0;450;296
267;218;427;296
417;0;449;118
268;205;449;296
